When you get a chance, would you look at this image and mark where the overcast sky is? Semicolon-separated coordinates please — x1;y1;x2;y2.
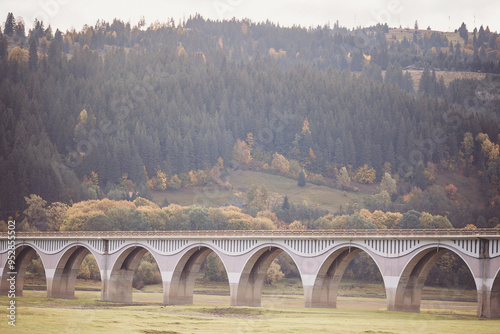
1;0;498;33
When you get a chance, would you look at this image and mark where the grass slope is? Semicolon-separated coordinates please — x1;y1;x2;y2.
153;170;369;213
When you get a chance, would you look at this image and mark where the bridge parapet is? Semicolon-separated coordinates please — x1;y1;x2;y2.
3;228;500;239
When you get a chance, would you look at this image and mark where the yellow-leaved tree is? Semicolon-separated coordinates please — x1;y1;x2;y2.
354;164;376;184
271;152;290;175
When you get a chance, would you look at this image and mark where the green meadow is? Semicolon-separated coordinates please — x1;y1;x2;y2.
1;283;497;334
153;170;370;213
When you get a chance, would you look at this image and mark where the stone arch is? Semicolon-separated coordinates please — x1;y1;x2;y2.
232;244;301;307
308;244;384;308
105;245;156;303
166;244;229;305
48;245;102;299
393;244;477;313
0;244;46;297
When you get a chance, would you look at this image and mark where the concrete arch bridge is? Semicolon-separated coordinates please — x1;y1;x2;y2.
1;229;499;318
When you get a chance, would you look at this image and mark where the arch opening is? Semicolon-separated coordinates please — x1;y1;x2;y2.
50;246;100;299
129;252;163;304
166;246;229;305
105;246;156;303
233;246;303;307
393;247;477;313
48;245;104;300
1;246;46;297
309;246;385;309
261;252;302;307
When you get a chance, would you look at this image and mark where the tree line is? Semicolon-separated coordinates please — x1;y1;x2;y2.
0;13;499;225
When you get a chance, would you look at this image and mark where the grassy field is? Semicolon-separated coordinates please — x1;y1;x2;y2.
0;287;496;334
152;170;370;213
387;28;470;46
7;277;485;333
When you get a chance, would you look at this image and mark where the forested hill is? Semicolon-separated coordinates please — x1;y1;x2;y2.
0;14;499;221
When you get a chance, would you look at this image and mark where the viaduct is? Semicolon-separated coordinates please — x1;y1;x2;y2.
1;229;499;318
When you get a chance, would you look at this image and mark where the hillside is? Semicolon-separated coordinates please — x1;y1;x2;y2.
1;13;499;228
153;170;369;213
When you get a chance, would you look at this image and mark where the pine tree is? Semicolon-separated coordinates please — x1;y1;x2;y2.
282;195;290;210
334;138;344;166
458;22;468;44
298;170;306;187
350;49;364;72
0;34;7;59
4;13;15;36
29;38;38;72
418;66;432;95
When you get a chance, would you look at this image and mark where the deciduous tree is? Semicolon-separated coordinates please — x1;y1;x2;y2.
337;167;351;190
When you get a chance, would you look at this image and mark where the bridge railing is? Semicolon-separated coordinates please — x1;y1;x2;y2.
2;229;500;239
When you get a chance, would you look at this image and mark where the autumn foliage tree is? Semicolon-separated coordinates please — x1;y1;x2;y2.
337;167;351;190
380;172;397;195
232;139;252;169
353;164;376;184
271;152;290;175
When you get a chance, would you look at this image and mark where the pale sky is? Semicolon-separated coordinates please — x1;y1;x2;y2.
1;0;498;33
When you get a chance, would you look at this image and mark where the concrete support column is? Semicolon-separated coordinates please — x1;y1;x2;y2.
486;280;500;318
477;286;500;318
104;266;137;303
302;274;316;308
227;272;240;306
100;268;110;303
476;243;500;318
383;276;399;311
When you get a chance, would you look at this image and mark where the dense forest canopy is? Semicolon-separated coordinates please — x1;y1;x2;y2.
0;13;499;229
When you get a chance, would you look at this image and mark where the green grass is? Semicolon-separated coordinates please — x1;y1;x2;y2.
153;170;369;213
0;289;497;334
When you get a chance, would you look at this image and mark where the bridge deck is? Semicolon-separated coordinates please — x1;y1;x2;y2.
2;229;500;239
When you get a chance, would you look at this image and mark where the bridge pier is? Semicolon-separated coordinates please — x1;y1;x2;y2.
476;253;500;318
